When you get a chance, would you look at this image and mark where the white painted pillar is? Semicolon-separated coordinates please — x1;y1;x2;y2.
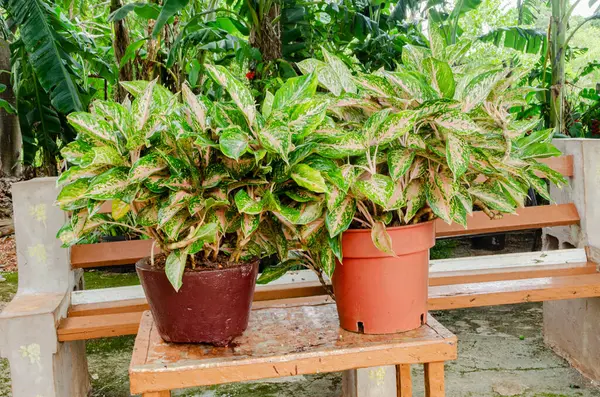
0;178;90;396
543;139;600;380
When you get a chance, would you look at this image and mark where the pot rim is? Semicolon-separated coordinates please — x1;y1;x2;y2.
135;256;259;274
343;219;435;234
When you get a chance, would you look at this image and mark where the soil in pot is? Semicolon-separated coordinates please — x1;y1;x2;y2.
332;221;435;335
136;254;259;346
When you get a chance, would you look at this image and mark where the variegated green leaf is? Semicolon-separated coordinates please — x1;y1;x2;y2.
461;69;505;112
524;172;551;201
428;22;445;59
277;201;325;225
329;234;343;263
469;184;517;213
354;174;394;208
61;140;94;165
205;64;256;126
111;199;130;221
325;197;356;237
132;78;157;131
297;59;343;96
241;214;260;238
320;244;336;278
219;127;249;160
300;219;325;246
303;155;348;192
422;58;455;98
202;164;230;188
161;210;189;242
450;196;468;228
320;132;366;159
291;164;328;193
86;167;131;200
258;121;292;162
257;259;304;284
371;221;395;255
234;189;264;215
182;83;206;130
289;99;329;139
165;249;188;291
137;203;159;226
388;148;415;180
56;178;91;210
130;153;168;182
67;112;118;146
322;47;357;94
446;133;470;180
273;73;318;110
381;70;436;102
435;111;480;134
385;180;406;210
158;202;185;228
57;166;105;186
353;73;396;97
369;111;414;146
402;44;431;72
285;188;319;202
79;146;126;168
426;179;452;223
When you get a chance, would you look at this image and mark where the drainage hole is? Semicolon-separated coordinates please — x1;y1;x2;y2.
357;322;364;334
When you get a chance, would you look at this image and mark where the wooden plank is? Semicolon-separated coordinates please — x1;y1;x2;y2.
57;312;143;341
128;309;456;394
70;239;159;269
396;364;413;397
428;273;600;310
436;203;579;238
70;204;580;269
424;362;445;397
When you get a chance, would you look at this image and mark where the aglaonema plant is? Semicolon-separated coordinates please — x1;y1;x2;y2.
276;33;568;286
55;67;343;291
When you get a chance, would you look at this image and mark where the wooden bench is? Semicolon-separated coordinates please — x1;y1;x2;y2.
130;308;457;397
2;151;600;397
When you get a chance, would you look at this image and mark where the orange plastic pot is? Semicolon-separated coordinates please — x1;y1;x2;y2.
332;221;435;334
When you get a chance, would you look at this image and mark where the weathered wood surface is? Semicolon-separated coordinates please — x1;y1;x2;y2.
0;218;13;237
129;308;457;394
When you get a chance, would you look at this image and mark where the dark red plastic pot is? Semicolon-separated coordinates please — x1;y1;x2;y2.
136;257;259;345
332;221;435;334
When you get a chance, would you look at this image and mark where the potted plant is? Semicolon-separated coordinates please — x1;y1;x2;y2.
283;40;567;334
55;67;333;345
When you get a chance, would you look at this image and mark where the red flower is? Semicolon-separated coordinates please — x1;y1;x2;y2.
246;71;256;80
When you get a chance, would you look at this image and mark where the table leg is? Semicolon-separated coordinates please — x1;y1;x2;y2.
142;391;171;397
424;362;445;397
396;364;412;397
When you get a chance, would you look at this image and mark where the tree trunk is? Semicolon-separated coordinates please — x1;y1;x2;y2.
550;0;566;135
111;0;133;102
249;4;282;63
0;39;22;177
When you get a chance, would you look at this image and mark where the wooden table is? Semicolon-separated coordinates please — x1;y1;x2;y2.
129;304;457;397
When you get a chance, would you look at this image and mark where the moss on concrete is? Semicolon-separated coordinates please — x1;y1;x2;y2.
84;270;140;290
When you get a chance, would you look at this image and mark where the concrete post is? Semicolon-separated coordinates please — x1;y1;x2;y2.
542;139;600;380
0;178;90;396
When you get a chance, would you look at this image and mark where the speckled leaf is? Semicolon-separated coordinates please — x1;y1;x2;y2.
67;112;118;146
320;133;366;159
202;164;230;188
426;179;452;224
353;73;396;97
524;172;551;201
182;83;206;130
289;99;329;139
428;22;445;60
132;78;157;131
322;48;357;94
354;174;394;208
325;196;356;238
285;188;319;202
450;196;468;227
165;249;188;291
257;259;304;284
291;164;328;193
111;199;130;220
85;167;130;200
422;58;455;98
402;44;431;72
219;127;249;160
241;214;260;238
388;148;415;180
385;180;406;210
61;140;93;165
278;200;324;225
298;59;343;96
326;185;345;210
404;180;426;223
161;210;188;242
370;111;414;146
79;146;126;168
371;221;395;256
234;189;264;215
258;122;292;162
462;69;505;112
262;91;274;118
446;133;470;180
56;178;90;211
137;203;159;226
320;244;336;278
205;64;256;126
57;166;105;186
329;234;343;263
303;155;348;192
468;184;517;213
455;186;474;215
300;219;325;246
381;70;436;102
273;73;318;110
130;153;168;182
435;111;479;134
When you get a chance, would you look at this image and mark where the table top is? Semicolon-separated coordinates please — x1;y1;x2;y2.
129;303;457;394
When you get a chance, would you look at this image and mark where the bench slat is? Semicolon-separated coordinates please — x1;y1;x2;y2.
71;203;580;268
539;156;574;177
59;271;600;341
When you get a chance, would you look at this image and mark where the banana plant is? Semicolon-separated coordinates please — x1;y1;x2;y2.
288;31;567;283
55;67;337;291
